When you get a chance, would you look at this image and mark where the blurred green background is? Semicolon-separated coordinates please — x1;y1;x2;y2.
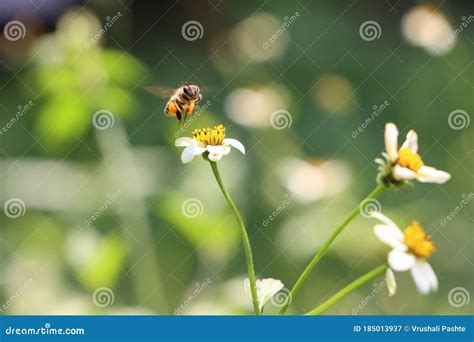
0;0;472;315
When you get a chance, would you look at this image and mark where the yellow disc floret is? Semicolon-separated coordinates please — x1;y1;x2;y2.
193;124;226;146
397;148;424;172
403;221;436;258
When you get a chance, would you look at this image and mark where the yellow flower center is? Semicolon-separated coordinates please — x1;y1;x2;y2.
397;148;424;172
403;221;435;258
193;124;226;146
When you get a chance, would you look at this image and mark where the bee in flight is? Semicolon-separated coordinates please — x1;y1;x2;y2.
145;83;202;126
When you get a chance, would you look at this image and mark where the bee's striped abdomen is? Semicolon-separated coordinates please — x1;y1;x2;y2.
165;101;178;115
186;102;195;115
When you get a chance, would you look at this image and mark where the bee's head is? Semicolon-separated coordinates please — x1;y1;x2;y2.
183;84;200;99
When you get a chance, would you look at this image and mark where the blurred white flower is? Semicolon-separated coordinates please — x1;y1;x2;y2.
231;13;289;62
175;124;245;163
244;278;284;311
312;74;356;114
402;5;455;55
224;86;290;128
377;123;451;185
372;212;438;294
282;158;351;202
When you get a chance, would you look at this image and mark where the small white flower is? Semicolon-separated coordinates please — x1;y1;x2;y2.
379;123;451;184
175;124;245;163
372;212;438;295
244;278;284;312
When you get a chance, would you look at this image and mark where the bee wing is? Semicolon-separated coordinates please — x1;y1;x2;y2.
144;86;176;97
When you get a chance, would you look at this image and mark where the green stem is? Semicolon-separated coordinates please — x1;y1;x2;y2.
209;161;260;315
278;183;386;314
305;263;389;315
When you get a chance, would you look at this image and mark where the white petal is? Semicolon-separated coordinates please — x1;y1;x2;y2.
393;165;417;181
401;130;418;153
245;278;284;311
207;145;225;162
175;137;194;147
223;138;246;155
410;260;438;294
373;224;406;250
222;145;231;155
416;166;451;184
426;262;438;292
194;144;207;154
385;268;397;296
370;212;399;229
257;278;284;309
181;145;198;163
384;123;399;162
388;250;416;271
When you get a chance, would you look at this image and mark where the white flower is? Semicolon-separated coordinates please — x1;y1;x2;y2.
372;212;438;295
244;278;284;312
175;124;245;163
382;123;451;184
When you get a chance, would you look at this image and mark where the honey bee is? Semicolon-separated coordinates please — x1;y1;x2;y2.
145;83;203;125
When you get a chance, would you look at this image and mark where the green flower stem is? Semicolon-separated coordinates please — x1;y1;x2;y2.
305;263;389;315
278;183;386;315
209;161;260;315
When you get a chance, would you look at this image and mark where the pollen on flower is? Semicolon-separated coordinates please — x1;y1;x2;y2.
404;221;436;258
193;124;226;146
397;148;424;172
